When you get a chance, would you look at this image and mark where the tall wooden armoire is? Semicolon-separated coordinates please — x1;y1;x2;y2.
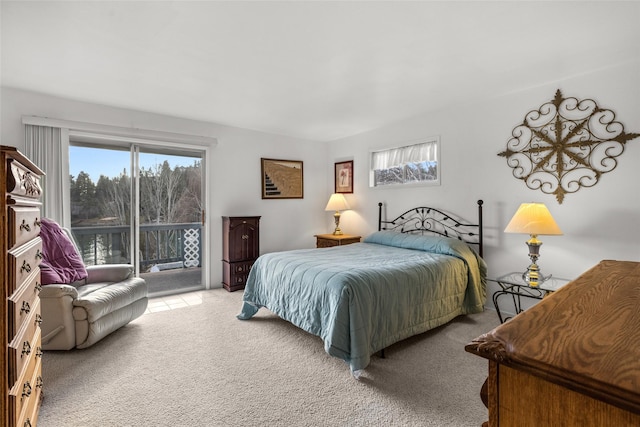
221;216;260;292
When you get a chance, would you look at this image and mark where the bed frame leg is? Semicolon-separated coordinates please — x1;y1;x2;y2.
379;348;386;358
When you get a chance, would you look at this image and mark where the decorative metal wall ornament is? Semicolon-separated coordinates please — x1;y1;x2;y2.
498;89;639;203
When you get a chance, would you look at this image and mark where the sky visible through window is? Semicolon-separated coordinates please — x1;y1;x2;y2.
70;146;199;182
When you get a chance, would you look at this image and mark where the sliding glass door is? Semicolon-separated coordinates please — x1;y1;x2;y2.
69;143;205;297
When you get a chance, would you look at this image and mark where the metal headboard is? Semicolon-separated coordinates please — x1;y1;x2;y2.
377;200;484;257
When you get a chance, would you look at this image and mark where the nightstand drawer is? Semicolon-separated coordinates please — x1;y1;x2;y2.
315;234;361;248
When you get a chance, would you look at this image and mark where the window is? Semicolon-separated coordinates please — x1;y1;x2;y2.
369;137;440;187
69;140;207;297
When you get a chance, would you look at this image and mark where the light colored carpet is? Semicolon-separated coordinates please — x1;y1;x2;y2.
39;289;500;427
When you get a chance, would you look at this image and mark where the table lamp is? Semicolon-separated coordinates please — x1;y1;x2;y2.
325;193;350;235
504;202;563;285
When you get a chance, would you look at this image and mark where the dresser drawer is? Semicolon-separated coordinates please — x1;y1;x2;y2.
6;158;43;201
8;299;42;388
9;328;43;427
7;238;43;297
8;271;41;341
8;206;41;250
16;355;43;427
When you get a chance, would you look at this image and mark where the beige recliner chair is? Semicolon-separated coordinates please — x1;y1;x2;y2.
40;265;148;350
40;227;148;350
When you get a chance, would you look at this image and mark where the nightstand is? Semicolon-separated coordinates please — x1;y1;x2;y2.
314;234;361;248
491;272;572;323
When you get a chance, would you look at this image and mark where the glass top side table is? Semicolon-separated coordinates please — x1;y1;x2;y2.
490;272;572;323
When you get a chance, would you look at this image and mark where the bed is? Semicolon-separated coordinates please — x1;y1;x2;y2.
237;200;486;375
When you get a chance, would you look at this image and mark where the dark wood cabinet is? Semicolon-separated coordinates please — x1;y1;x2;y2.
222;216;260;292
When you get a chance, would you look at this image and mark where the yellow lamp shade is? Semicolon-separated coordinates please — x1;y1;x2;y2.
325;193;350;212
504;203;563;236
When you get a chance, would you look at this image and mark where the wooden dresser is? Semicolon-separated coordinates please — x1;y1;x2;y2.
314;234;361;248
466;260;640;427
222;216;260;292
2;146;45;427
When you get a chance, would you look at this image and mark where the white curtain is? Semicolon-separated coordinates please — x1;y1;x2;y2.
24;124;70;224
371;141;438;170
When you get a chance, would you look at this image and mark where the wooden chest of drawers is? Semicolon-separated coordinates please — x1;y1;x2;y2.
222;216;260;292
466;260;640;426
2;146;45;427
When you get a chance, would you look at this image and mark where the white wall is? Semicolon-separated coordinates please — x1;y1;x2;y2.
3;59;638;305
328;60;640;310
1;87;329;288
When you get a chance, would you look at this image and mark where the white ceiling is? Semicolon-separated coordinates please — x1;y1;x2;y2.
2;1;639;141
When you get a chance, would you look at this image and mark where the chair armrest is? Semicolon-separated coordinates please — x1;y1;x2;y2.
40;284;79;299
39;284;78;350
85;264;134;283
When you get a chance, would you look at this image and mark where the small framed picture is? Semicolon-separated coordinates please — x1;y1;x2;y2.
334;160;353;194
261;158;304;199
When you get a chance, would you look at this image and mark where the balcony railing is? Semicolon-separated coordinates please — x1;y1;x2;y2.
71;223;202;272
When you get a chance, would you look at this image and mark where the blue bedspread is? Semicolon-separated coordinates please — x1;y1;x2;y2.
238;231;487;372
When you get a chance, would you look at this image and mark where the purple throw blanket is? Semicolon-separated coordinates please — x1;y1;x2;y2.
40;218;88;284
